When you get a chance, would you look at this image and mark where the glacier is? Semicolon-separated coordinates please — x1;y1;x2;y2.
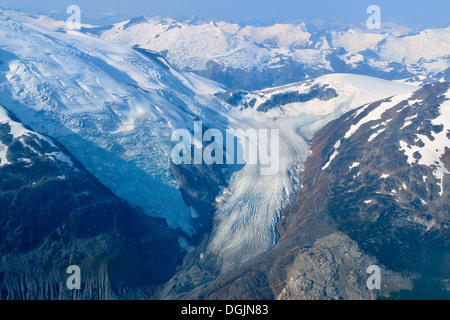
0;11;423;273
89;16;450;89
0;14;229;236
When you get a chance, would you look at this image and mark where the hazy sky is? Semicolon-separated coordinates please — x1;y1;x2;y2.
2;0;450;28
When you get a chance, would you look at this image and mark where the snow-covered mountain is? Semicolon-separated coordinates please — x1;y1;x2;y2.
72;16;450;90
1;8;449;300
0;12;230;239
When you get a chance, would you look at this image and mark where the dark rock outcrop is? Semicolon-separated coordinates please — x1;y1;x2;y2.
0;106;182;299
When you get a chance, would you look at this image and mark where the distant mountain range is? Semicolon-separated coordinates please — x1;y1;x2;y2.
178;82;450;300
82;16;450;90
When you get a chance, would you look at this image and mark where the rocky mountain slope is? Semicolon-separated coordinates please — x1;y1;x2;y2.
161;74;419;297
0;105;182;299
278;82;450;298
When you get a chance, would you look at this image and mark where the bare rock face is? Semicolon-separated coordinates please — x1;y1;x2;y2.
277;233;411;300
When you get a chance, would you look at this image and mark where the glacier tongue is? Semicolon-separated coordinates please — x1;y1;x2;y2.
206;74;419;272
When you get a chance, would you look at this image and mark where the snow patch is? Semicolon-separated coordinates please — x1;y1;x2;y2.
349;162;360;170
